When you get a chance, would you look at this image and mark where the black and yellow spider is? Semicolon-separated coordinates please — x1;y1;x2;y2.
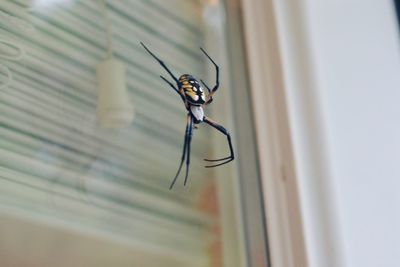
140;42;234;189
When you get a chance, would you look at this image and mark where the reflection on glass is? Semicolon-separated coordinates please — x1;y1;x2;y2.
0;1;257;267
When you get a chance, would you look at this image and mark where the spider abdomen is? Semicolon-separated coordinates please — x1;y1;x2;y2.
179;74;205;105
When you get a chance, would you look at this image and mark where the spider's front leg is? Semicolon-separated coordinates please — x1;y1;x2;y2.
200;80;213;105
141;42;179;83
160;75;186;105
203;117;234;168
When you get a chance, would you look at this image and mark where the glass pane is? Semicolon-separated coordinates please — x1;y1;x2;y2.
0;1;268;266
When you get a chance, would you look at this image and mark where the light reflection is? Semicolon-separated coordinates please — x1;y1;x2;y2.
31;0;74;10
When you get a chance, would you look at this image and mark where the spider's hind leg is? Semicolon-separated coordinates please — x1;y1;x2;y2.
184;120;194;186
170;115;193;189
203;117;234;168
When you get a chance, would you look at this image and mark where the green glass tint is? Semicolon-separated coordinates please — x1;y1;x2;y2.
0;1;268;266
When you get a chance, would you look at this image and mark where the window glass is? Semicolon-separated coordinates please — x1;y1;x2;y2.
0;1;268;266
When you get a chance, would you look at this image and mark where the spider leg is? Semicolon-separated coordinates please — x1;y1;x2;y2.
160;75;186;104
141;42;179;83
200;79;212;93
203;117;234;168
204;156;232;162
184;118;194;186
170;115;192;189
200;47;219;102
200;79;213;105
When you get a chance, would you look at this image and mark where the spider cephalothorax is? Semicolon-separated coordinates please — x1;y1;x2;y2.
141;42;235;189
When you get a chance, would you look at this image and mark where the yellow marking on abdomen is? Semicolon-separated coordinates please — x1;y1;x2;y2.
185;88;198;100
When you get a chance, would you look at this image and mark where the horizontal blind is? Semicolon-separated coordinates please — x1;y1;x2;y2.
0;0;216;265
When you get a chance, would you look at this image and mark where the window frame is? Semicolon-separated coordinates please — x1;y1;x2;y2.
234;0;310;266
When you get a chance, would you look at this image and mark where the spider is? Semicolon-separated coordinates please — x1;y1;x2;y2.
140;42;234;189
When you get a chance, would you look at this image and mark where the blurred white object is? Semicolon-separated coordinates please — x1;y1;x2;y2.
96;58;134;128
31;0;73;9
96;0;134;128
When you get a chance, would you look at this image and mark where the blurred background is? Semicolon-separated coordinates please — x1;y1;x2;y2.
0;0;265;267
1;0;400;267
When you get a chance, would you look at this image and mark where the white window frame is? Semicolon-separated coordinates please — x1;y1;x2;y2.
238;0;348;266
